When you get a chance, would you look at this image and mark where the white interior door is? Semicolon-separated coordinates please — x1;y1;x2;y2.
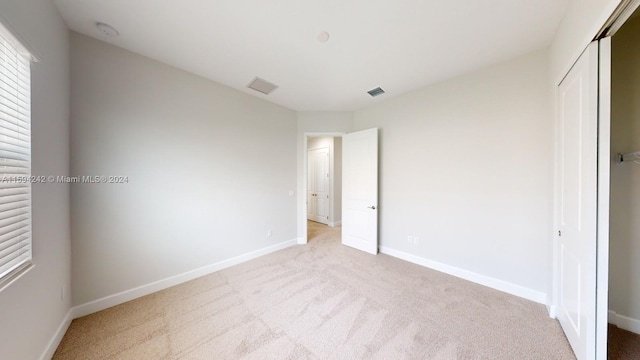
556;41;599;360
307;147;330;224
342;128;378;254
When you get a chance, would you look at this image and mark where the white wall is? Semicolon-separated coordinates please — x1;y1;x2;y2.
70;33;297;307
307;136;342;226
0;1;71;359
609;16;640;324
296;112;353;239
0;1;621;356
353;49;552;300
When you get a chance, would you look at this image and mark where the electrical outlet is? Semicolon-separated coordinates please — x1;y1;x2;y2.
267;229;272;238
407;235;413;244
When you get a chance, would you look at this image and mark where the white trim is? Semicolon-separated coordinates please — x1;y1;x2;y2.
596;36;612;360
0;16;37;62
549;305;558;319
328;221;341;227
297;237;305;245
40;309;73;360
379;246;547;304
300;135;309;245
554;1;619;86
596;0;640;38
0;263;34;293
609;310;640;335
72;238;298;318
551;67;561;324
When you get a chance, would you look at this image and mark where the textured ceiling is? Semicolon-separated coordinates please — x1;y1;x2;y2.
54;0;569;111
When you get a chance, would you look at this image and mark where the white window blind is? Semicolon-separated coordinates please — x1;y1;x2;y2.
0;24;32;286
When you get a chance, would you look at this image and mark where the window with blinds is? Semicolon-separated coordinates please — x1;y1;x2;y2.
0;23;32;288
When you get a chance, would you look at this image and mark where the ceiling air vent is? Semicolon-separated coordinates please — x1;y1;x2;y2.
247;77;279;95
367;87;385;97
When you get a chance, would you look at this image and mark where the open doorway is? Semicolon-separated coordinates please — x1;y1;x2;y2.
305;135;343;244
301;128;379;254
608;7;640;358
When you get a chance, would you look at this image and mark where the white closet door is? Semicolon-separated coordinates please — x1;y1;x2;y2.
556;41;599;360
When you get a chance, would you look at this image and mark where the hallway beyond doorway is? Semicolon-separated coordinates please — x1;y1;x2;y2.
307;220;340;245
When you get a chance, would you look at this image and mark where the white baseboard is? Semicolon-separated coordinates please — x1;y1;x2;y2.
72;238;298;318
609;310;640;334
40;309;73;360
379;246;547;305
548;305;557;319
297;237;306;244
328;221;342;227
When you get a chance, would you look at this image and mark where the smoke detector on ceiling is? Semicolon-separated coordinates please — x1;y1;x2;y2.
96;22;119;37
367;87;385;97
247;77;279;95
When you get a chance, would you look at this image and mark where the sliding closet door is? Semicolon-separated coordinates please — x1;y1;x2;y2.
556;41;599;360
596;36;611;360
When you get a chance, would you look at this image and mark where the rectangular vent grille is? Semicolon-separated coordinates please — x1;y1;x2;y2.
247;77;279;95
367;87;385;97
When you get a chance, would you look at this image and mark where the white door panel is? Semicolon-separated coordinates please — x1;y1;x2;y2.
307;147;330;224
556;41;598;360
343;128;378;255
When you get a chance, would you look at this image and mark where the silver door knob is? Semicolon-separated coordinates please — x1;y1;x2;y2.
368;206;376;210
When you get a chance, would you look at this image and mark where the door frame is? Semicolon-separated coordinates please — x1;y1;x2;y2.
300;132;345;244
593;2;640;357
595;36;611;360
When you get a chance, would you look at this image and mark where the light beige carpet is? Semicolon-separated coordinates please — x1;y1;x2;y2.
54;221;575;359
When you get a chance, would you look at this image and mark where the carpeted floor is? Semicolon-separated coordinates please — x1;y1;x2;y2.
609;324;640;359
53;221;576;359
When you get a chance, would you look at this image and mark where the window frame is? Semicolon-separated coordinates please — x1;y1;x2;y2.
0;20;34;291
